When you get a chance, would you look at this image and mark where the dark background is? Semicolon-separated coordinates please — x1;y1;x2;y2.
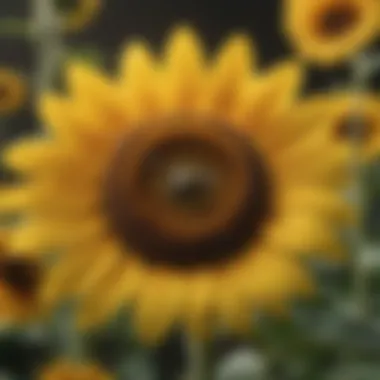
1;0;372;148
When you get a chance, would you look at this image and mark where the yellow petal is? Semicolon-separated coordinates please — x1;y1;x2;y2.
162;25;205;111
77;263;143;328
76;243;120;296
259;60;304;112
280;188;354;224
217;272;252;335
9;217;104;253
235;60;304;147
276;129;351;187
41;249;95;307
39;94;79;139
204;34;255;116
366;137;380;160
0;186;30;213
118;41;162;119
40;93;125;148
134;273;185;345
266;214;345;260
244;253;315;305
65;61;113;101
184;272;217;339
2;138;63;173
65;61;128;125
119;41;156;86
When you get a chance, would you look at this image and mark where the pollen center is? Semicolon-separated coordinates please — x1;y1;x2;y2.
335;114;374;141
104;116;272;270
317;3;360;39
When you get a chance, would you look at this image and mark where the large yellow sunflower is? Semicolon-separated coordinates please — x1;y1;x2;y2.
0;27;352;344
283;0;380;66
0;230;41;324
294;92;380;162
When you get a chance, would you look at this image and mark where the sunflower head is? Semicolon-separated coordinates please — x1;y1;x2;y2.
0;26;351;344
105;115;272;269
283;0;380;66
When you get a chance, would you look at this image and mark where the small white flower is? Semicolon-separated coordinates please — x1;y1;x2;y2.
215;347;268;380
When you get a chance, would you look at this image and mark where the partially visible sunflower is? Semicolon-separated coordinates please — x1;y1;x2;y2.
55;0;102;32
294;92;380;162
0;230;41;324
0;26;352;344
0;68;27;116
283;0;380;66
38;360;111;380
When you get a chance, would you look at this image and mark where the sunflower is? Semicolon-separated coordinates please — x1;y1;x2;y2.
38;360;111;380
294;92;380;162
0;230;41;324
0;27;352;344
0;68;26;116
283;0;380;66
55;0;102;32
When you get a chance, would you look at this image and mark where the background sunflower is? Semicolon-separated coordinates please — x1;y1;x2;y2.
282;0;380;66
0;68;26;116
294;92;380;161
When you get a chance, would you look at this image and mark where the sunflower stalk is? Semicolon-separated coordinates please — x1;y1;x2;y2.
31;0;65;96
348;52;380;319
31;0;84;362
186;338;213;380
56;303;85;361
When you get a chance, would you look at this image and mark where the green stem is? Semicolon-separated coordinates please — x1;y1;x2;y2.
64;305;84;361
349;53;380;319
51;302;84;361
186;338;212;380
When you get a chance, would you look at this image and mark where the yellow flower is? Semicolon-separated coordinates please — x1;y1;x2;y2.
0;68;26;115
38;360;111;380
283;0;380;66
56;0;102;32
295;92;380;161
0;27;351;344
0;230;41;324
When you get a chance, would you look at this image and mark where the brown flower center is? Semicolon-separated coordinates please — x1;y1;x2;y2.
104;116;272;270
316;2;360;39
335;114;374;141
1;258;40;298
